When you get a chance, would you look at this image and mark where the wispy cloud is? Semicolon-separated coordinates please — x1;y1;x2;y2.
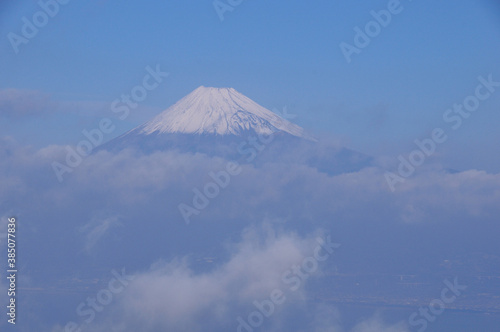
0;89;56;118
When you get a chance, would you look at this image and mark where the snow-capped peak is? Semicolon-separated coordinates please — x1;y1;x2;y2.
138;86;308;138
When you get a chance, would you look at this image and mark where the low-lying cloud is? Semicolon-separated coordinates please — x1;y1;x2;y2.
0;136;498;330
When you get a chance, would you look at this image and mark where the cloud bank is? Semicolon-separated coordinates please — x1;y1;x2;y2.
0;136;498;330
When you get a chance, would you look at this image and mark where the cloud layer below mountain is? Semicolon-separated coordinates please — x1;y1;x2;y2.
0;136;498;331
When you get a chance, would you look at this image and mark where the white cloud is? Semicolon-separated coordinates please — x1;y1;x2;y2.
1;138;499;331
73;224;320;331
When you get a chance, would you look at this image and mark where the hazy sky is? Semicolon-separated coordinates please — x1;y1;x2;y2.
1;0;500;171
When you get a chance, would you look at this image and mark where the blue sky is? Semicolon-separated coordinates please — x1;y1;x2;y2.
2;2;500;331
1;0;500;171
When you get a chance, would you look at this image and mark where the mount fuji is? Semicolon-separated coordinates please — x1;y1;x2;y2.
103;86;371;173
136;86;309;138
104;86;313;151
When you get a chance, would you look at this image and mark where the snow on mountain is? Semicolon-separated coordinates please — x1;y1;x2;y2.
134;86;308;138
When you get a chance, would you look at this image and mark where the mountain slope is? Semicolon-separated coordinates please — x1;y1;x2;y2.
130;86;308;138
